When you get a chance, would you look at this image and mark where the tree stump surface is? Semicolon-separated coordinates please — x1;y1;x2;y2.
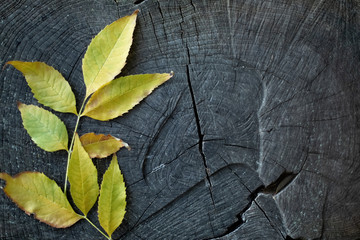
1;1;359;239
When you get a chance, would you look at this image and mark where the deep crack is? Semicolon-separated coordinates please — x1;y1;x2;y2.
134;0;146;5
220;185;264;236
262;171;298;195
253;200;286;239
180;4;215;206
185;63;215;206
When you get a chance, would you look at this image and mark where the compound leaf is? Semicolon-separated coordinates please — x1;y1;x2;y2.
82;10;138;98
82;72;173;121
68;134;99;216
18;103;68;152
80;132;130;158
98;155;126;238
0;172;82;228
7;61;77;114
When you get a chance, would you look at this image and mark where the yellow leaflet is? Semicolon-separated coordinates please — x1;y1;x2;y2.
80;132;130;159
7;61;77;114
0;172;82;228
82;72;173;121
18;103;68;152
98;155;126;238
68;134;99;216
82;10;138;98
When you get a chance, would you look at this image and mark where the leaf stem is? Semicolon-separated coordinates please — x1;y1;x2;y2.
64;98;87;193
84;216;111;240
67;99;111;240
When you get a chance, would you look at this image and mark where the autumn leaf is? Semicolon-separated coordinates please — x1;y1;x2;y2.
80;132;130;158
82;10;138;98
0;172;82;228
98;155;126;238
7;61;77;114
2;9;174;239
68;134;99;216
18;103;68;152
82;73;173;121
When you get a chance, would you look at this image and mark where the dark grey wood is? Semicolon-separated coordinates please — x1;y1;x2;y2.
215;194;287;240
1;0;359;239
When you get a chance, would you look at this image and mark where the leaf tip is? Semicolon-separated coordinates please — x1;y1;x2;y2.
124;142;131;151
170;71;174;77
16;101;24;109
0;172;11;181
4;60;22;71
133;9;140;15
3;61;12;70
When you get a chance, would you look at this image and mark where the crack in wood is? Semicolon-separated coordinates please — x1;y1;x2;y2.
185;55;215;207
156;1;168;41
148;12;163;54
178;4;216;207
134;0;146;5
262;171;298;195
129;139;197;187
157;1;164;20
206;160;266;239
215;185;264;238
254;199;286;239
224;143;258;151
112;0;120;18
213;160;287;239
119;168;221;239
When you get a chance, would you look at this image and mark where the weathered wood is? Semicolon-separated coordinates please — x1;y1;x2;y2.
1;0;359;239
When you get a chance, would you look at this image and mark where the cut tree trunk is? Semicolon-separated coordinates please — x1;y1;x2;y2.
1;0;359;239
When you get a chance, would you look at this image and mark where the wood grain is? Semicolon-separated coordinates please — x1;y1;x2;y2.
1;0;359;239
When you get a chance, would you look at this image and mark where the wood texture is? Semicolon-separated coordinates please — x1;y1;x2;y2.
1;0;359;239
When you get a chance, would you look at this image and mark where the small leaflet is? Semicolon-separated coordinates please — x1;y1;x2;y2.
82;72;173;121
0;172;82;228
7;61;77;114
98;154;126;238
80;132;130;158
18;103;68;152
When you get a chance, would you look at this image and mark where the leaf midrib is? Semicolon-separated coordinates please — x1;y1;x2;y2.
86;79;162;114
86;17;134;95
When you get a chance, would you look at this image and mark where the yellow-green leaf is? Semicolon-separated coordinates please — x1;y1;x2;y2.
82;72;173;121
80;132;130;158
68;134;99;216
18;103;68;152
82;10;138;98
98;154;126;238
7;61;77;114
0;172;82;228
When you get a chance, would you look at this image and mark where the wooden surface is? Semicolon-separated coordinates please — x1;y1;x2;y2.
1;0;360;239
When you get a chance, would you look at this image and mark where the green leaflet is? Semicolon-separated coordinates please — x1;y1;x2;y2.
82;10;138;98
0;172;82;228
82;73;173;121
7;61;77;114
18;103;68;152
68;134;99;216
98;155;126;238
